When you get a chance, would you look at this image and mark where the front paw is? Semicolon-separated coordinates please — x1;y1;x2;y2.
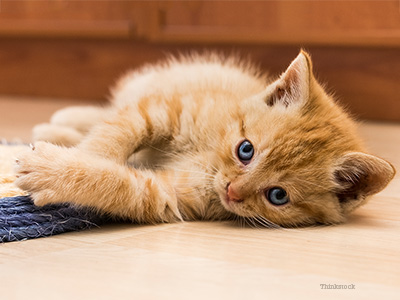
14;142;69;206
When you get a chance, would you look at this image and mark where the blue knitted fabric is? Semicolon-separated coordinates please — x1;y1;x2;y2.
0;195;107;242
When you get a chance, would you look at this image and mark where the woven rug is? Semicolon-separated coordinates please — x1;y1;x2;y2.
0;143;106;242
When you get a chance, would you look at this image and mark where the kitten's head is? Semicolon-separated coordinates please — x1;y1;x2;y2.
214;51;395;226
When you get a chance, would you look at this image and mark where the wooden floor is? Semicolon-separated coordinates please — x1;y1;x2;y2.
0;96;399;299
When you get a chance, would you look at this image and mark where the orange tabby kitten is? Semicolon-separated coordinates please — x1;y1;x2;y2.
15;51;395;227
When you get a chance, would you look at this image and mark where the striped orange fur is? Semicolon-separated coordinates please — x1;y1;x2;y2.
15;51;395;227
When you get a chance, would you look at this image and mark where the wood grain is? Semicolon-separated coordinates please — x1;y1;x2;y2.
0;20;132;39
155;0;400;47
1;1;398;46
0;39;398;121
0;96;399;299
0;1;399;121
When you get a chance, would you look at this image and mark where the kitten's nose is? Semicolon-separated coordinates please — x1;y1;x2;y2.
227;183;244;203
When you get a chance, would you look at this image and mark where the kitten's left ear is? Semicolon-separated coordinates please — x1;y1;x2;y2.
333;152;396;212
266;50;312;107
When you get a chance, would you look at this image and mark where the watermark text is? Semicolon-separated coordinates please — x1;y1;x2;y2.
320;283;355;290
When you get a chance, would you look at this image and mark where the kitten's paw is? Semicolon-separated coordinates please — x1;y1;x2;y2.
29;189;59;206
33;123;83;147
14;142;69;206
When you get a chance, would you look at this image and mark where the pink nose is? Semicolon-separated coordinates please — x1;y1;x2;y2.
227;183;244;202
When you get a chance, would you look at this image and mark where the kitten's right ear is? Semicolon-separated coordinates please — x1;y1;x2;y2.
333;152;396;213
266;50;312;107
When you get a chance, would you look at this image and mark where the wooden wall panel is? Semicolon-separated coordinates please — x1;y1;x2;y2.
154;1;400;46
0;0;155;38
0;1;398;46
0;38;398;121
0;1;399;121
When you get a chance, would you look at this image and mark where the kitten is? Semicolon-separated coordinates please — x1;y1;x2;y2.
14;51;395;227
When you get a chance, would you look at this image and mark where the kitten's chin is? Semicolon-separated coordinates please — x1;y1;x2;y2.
216;189;237;214
218;192;250;217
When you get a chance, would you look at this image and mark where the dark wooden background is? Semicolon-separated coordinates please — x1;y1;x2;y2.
0;1;399;121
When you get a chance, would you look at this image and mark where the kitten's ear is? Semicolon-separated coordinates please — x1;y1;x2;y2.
266;50;312;107
333;152;395;212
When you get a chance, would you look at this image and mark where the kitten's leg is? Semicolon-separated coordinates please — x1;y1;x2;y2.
33;106;108;146
15;142;182;223
33;124;84;147
15;99;180;213
77;100;176;164
50;106;108;133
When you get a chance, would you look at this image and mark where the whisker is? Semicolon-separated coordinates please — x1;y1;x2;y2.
253;216;281;229
247;216;261;229
244;217;253;228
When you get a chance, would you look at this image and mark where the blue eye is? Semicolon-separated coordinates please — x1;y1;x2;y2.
266;187;289;205
237;140;254;164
